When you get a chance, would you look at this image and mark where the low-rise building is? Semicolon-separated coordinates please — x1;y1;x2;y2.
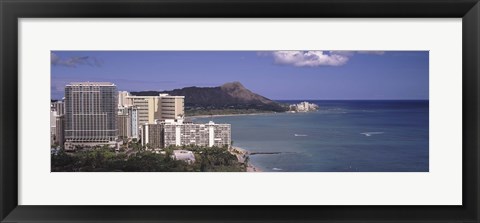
171;150;196;164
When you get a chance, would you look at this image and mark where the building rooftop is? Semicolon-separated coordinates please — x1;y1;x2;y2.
67;82;116;86
160;94;185;99
172;150;195;163
161;119;231;126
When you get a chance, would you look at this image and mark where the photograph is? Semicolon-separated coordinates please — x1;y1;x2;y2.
50;50;429;172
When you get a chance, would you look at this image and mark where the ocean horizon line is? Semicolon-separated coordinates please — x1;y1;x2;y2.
273;99;429;101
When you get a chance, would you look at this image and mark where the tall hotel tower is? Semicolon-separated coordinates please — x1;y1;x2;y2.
64;82;118;149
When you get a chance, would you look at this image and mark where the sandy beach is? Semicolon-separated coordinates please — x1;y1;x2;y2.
191;112;271;172
230;146;261;172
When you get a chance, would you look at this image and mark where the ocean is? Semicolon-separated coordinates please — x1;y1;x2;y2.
194;100;429;172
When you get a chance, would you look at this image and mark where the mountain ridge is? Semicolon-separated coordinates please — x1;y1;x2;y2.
130;82;287;114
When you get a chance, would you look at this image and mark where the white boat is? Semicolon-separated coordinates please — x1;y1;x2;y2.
294;134;308;137
360;132;384;137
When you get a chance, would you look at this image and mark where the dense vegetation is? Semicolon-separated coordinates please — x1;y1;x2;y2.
51;144;246;172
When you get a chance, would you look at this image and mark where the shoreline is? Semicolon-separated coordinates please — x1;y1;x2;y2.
230;146;262;172
188;112;277;119
187;109;319;119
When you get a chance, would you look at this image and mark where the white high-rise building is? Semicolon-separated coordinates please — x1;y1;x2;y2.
141;120;231;149
55;115;65;147
118;91;131;107
129;106;139;139
118;92;185;125
163;120;231;148
51;100;65;147
51;100;65;116
159;94;185;120
50;110;57;145
117;106;139;140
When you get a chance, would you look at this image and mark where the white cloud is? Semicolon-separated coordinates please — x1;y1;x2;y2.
329;51;356;57
263;51;385;67
272;51;349;67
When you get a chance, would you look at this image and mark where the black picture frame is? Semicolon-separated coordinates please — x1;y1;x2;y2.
1;0;479;222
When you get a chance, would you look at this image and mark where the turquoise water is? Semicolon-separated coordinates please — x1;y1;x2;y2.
194;100;429;172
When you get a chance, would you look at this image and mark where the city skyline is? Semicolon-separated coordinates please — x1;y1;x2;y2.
51;51;429;100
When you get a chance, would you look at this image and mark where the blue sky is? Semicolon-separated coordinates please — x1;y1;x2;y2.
51;51;428;100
